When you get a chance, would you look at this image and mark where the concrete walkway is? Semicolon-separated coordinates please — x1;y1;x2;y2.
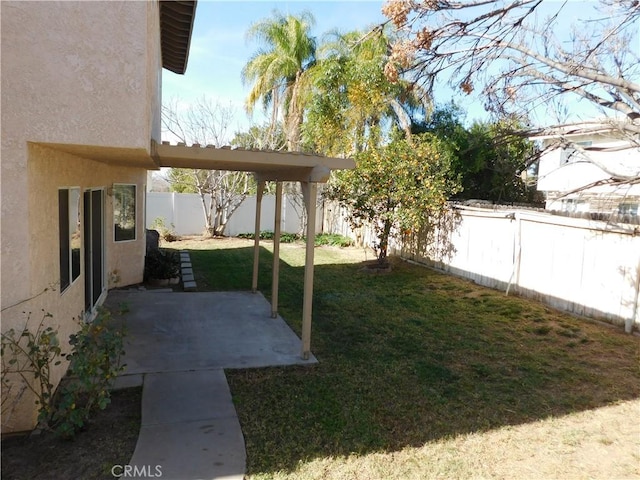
107;289;316;480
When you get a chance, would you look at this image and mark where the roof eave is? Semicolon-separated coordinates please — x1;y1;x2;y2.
160;1;197;75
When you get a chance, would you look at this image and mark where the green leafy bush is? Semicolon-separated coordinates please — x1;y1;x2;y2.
237;231;300;243
314;233;353;247
52;309;126;438
237;232;352;246
144;248;180;280
2;308;126;437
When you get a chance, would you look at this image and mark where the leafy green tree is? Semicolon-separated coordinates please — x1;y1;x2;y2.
326;132;460;264
417;103;538;203
463;120;539;203
166;168;197;194
303;28;425;157
242;11;316;151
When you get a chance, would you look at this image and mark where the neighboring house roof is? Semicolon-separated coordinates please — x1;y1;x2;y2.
528;121;616;140
529;120;640;143
160;1;197;74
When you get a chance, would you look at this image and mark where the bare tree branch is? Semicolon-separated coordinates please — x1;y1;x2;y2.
161;97;251;236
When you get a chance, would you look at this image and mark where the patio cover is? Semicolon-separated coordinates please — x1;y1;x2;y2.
153;141;356;359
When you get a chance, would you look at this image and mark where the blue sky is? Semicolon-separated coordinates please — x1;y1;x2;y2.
162;0;626;142
162;1;390;138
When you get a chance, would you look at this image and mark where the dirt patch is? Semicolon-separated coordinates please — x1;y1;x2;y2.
1;387;141;480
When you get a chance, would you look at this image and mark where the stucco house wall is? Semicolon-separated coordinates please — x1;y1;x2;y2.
1;1;164;433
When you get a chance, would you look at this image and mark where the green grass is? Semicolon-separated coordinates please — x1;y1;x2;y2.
177;238;640;479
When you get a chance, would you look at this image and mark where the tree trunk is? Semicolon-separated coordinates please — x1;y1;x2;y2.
286;72;303;151
378;219;393;265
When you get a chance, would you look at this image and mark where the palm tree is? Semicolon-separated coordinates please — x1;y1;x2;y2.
242;11;316;151
303;27;427;156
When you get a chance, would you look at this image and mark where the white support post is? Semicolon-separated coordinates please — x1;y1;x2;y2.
271;182;283;318
301;182;317;360
252;181;265;293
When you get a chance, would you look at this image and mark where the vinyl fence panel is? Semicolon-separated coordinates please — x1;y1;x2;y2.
324;202;639;331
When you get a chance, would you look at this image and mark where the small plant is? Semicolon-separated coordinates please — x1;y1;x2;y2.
238;231;353;246
52;308;126;438
280;233;300;243
235;231;299;243
151;217;178;243
314;233;353;247
144;248;180;280
1;311;63;428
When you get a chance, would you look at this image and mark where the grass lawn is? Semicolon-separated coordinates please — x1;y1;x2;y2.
172;237;640;479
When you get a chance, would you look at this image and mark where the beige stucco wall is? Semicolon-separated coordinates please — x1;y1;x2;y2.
2;0;162;307
147;0;163;144
1;144;147;433
1;0;163;433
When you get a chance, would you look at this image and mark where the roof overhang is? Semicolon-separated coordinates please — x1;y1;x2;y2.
160;1;197;74
152;141;355;183
33;142;159;169
528;121;636;141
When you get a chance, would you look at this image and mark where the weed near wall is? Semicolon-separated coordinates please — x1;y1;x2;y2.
1;311;63;428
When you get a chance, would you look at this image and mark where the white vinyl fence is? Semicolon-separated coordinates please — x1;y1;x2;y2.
324;203;640;332
146;192;322;237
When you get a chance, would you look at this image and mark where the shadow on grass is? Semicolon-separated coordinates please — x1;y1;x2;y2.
186;245;640;476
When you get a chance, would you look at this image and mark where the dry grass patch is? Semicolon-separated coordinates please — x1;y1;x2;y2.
267;399;640;480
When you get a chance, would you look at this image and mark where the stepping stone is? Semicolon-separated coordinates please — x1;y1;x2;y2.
182;268;193;275
181;262;192;269
183;281;197;292
182;274;195;282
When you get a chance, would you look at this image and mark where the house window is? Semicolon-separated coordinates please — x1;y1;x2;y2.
560;141;592;165
618;203;639;216
59;188;81;293
114;184;136;242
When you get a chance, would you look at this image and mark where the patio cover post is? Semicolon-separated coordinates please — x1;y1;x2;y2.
300;181;317;360
271;181;283;318
252;180;265;293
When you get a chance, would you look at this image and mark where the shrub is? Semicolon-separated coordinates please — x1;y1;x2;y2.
238;231;296;241
144;248;180;280
52;308;126;438
150;217;178;243
314;233;353;247
1;308;127;438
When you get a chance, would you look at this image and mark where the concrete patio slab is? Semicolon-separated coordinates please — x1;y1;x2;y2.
107;290;317;374
105;289;317;480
